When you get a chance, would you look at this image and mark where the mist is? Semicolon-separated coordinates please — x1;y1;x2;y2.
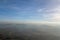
0;22;60;40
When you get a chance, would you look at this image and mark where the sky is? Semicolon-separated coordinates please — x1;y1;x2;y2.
0;0;60;23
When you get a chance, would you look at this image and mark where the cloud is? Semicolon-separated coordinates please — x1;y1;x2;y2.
37;0;60;22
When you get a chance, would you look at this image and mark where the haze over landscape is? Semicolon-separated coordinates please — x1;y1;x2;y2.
0;0;60;40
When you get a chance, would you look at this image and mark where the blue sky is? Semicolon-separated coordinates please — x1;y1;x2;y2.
0;0;60;23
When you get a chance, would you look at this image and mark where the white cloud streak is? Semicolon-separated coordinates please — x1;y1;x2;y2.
37;0;60;22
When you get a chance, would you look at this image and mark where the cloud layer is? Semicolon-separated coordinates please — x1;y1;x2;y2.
37;0;60;22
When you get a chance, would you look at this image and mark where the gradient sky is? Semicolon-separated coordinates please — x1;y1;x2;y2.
0;0;60;23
